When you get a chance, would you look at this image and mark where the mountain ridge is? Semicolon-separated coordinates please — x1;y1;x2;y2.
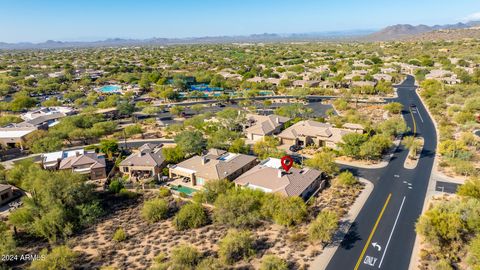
1;21;480;49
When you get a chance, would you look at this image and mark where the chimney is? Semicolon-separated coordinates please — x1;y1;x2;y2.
277;170;283;178
201;156;208;165
75;151;80;157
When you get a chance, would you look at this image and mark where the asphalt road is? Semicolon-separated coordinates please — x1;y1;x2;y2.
324;75;437;270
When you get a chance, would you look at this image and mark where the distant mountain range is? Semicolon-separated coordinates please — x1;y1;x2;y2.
1;21;480;50
364;21;480;41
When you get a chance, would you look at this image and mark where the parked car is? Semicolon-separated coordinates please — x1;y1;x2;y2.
289;145;302;152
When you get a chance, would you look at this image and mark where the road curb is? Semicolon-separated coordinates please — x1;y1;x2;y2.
310;178;374;270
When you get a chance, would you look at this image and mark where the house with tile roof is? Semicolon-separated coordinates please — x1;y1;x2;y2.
234;158;326;200
169;149;258;187
119;143;166;181
244;114;290;142
59;151;106;180
277;120;363;149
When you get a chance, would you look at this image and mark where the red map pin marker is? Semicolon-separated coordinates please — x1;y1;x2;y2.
281;155;293;172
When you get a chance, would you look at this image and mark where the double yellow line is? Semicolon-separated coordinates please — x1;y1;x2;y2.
409;107;417;135
354;193;392;270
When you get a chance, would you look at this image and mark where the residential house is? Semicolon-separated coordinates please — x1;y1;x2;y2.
0;184;14;205
169;149;258;187
41;149;86;170
244;114;290;142
373;73;393;82
292;80;321;88
21;107;75;121
0;126;37;149
425;69;461;84
119;143;166;181
59;151;107;180
277;120;363;149
234;158;326;200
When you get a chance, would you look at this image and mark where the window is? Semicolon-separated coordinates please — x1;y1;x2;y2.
123;167;129;173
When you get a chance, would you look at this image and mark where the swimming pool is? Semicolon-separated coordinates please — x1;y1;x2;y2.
98;85;122;93
170;185;198;196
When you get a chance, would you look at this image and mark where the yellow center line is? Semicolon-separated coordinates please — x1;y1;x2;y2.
354;193;392;270
409;108;417;135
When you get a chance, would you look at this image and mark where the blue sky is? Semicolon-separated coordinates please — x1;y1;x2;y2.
1;0;480;43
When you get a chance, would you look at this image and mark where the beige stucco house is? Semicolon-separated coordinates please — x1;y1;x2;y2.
119;143;166;181
169;149;258;187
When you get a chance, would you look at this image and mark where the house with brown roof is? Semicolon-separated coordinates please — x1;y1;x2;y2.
244;114;290;142
169;149;258;187
59;151;106;180
119;143;166;181
234;158;326;200
277;120;363;149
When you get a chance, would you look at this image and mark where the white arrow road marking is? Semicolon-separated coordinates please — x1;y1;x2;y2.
379;196;406;268
372;242;382;251
394;174;400;178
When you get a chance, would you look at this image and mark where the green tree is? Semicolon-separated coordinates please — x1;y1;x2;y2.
403;136;421;159
192;179;233;204
262;194;307;227
308;210;339;244
162;146;186;163
174;130;206;155
253;136;284;160
141;198;169;223
384;102;403;114
214;188;263;228
170;105;185;117
457;177;480;199
99;139;119;159
467;234;480;269
339;133;368;158
29;245;77;270
218;229;256;264
376;117;407;137
228;138;250;154
305;151;339;176
124;124;144;138
0;221;16;260
174;203;208;231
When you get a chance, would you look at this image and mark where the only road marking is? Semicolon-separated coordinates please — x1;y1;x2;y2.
378;196;407;268
354;193;392;270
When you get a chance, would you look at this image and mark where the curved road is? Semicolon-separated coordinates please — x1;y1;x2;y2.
324;75;437;270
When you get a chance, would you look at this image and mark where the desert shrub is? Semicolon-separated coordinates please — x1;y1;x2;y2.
170;244;201;270
260;255;288;270
174;203;208;230
262;193;307;227
112;227;127;242
308;210;339;244
218;229;256;264
29;245;77;270
158;187;171;198
141;198;169;223
335;171;358;186
213;188;263;228
109;179;124;193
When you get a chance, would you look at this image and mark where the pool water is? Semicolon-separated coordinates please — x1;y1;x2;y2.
99;85;122;93
171;185;198;196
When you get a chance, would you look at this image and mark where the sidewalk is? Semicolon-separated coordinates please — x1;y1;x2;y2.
310;178;374;270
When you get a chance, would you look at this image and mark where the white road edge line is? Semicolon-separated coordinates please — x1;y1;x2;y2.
378;196;407;268
416;109;424;123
